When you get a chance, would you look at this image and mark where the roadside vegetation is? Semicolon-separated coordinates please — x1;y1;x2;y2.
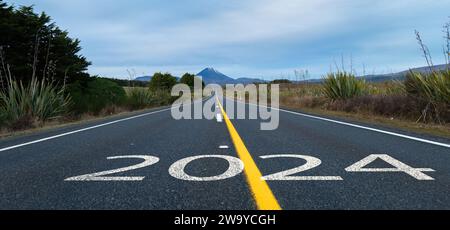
279;76;449;137
0;2;193;134
322;72;366;100
0;77;70;130
279;20;450;137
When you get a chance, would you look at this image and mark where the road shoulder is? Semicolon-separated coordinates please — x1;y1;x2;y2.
0;105;171;141
280;105;450;142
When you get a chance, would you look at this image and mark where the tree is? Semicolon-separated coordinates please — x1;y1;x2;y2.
149;72;178;91
179;73;205;88
0;1;90;87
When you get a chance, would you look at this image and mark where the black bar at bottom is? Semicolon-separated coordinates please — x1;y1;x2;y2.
0;211;448;227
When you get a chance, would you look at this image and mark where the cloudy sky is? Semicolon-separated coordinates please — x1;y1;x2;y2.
7;0;450;80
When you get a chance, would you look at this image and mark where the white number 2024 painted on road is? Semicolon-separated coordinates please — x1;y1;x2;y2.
65;154;435;182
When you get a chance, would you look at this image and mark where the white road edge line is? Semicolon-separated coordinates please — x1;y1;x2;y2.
0;108;171;152
229;98;450;149
0;97;212;153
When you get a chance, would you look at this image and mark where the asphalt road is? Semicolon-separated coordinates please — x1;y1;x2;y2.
0;97;449;210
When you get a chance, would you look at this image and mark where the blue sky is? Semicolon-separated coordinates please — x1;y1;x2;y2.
7;0;450;80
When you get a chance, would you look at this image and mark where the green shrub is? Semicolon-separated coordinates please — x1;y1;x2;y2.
0;78;70;130
67;78;126;115
151;90;178;106
149;72;178;91
126;87;156;110
322;72;366;100
0;108;5;127
180;73;205;88
404;70;450;123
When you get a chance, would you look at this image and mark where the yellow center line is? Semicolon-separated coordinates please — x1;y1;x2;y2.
216;97;282;210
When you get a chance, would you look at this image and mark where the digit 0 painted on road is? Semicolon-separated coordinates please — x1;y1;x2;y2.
169;155;244;181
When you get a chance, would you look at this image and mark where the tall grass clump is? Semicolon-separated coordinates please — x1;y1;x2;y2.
404;70;450;123
126;87;156;110
0;78;70;130
322;72;366;100
408;23;450;123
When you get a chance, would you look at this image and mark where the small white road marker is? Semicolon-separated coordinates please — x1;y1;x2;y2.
216;113;223;123
219;145;229;149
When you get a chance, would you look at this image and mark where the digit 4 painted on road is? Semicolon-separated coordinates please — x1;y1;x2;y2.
345;154;435;180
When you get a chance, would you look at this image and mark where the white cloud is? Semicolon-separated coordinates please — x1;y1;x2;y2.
9;0;450;78
78;0;351;61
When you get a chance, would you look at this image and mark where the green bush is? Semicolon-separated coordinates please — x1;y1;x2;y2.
322;72;366;100
67;78;126;115
179;73;204;88
0;78;70;130
149;72;178;91
405;71;450;104
404;70;450;123
150;89;178;106
126;87;156;110
0;110;5;128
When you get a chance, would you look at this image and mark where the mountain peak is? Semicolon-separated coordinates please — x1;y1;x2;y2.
199;67;220;74
196;68;267;85
197;68;236;85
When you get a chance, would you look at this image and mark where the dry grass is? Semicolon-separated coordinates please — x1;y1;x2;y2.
0;103;168;139
279;82;450;138
284;106;450;139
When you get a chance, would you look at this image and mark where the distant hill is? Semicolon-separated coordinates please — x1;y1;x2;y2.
298;64;450;83
135;76;152;82
235;77;267;84
361;64;450;82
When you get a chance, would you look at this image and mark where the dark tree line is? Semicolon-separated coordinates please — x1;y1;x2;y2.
99;77;149;87
271;79;292;84
149;72;178;91
180;73;205;88
0;0;90;89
